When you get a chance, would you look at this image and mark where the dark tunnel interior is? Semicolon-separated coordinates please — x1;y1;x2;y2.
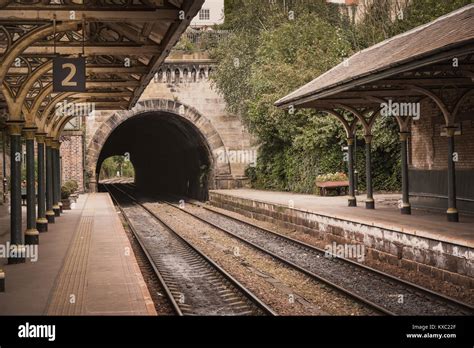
97;112;211;200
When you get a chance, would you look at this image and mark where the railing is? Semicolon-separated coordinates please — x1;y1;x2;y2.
153;65;213;84
174;28;229;52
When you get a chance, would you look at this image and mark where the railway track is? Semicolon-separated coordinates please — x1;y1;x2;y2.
144;194;473;316
105;184;276;316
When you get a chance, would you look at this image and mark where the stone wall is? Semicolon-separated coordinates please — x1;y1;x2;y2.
85;53;255;191
210;191;474;288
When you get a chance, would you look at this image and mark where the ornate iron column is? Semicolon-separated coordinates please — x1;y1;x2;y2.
52;141;60;217
36;133;48;232
45;137;55;223
347;137;357;207
7;121;25;264
364;135;374;209
24;128;39;245
56;141;63;213
446;127;459;222
399;132;411;215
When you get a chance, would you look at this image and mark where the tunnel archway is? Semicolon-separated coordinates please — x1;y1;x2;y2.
87;99;231;200
97;111;211;199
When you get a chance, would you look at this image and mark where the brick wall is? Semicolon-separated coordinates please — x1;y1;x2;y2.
60;131;84;191
409;95;474;213
411;96;474;171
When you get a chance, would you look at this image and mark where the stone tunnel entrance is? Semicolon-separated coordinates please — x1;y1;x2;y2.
86;99;239;197
96;111;212;200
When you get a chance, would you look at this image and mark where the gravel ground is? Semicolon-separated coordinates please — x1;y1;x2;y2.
145;202;378;316
175;204;471;315
116;207;175;315
205;203;474;306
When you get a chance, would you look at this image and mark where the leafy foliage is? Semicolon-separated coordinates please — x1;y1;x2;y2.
99;156;135;180
212;0;470;194
61;180;78;199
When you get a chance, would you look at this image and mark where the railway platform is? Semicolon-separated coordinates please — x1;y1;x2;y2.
0;193;156;315
209;189;474;288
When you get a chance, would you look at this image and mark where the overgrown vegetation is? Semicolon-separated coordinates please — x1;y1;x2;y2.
99;156;135;180
174;29;229;53
211;0;471;194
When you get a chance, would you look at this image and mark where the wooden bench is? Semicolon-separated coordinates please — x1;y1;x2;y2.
316;180;349;196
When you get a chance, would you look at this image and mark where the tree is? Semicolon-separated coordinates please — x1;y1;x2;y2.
212;3;356;192
211;0;470;193
99;156;135;180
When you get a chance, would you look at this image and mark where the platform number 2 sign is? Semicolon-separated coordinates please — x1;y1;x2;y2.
53;57;86;92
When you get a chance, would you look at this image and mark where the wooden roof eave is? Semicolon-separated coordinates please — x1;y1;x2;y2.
0;0;204;119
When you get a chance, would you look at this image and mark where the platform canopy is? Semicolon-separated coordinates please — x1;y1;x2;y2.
0;0;204;135
275;4;474;119
275;4;474;220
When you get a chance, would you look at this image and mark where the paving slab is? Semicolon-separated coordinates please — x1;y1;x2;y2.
0;193;155;315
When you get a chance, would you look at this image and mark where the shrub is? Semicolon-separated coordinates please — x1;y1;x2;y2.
65;180;79;192
61;185;73;200
61;180;78;199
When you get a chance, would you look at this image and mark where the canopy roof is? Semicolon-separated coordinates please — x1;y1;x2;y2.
0;0;204;134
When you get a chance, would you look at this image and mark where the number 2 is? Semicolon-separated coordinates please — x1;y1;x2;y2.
62;63;77;87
